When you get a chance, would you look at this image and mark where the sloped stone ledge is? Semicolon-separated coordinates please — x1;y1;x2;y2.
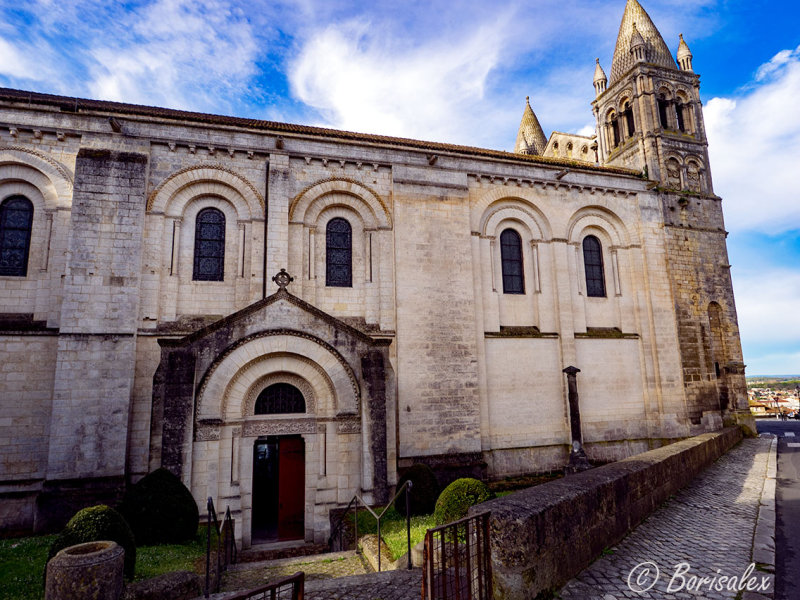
472;427;743;599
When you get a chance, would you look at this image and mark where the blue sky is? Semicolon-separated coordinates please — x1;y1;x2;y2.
0;0;798;375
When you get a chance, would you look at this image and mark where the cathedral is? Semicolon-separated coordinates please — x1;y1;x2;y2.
0;0;754;546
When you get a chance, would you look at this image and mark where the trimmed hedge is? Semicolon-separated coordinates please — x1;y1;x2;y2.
434;478;495;526
48;505;136;579
119;468;199;546
393;463;440;517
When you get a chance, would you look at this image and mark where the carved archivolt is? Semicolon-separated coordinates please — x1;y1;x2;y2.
147;163;264;213
289;177;391;229
0;148;73;209
0;145;73;186
480;201;548;240
196;329;361;421
472;190;553;237
566;206;632;247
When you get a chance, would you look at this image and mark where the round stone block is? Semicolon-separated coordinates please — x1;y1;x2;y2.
45;540;125;600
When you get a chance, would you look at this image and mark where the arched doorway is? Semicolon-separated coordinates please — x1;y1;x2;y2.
251;384;306;542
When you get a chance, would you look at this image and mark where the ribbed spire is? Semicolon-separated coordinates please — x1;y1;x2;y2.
609;0;677;83
677;33;693;71
514;96;548;155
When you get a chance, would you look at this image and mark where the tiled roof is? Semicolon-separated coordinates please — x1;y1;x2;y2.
0;87;640;177
610;0;676;83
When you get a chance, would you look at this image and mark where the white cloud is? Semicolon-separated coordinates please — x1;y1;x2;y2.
288;15;515;145
86;0;260;110
705;45;800;234
0;37;36;79
733;267;800;347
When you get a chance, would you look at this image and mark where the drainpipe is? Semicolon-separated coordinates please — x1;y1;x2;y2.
268;159;269;300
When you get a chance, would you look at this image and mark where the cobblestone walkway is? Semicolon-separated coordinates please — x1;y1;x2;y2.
559;437;773;600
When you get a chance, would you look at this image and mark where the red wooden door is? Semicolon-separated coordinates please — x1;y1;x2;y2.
277;436;305;540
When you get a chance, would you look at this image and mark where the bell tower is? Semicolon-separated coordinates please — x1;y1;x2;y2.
592;0;712;195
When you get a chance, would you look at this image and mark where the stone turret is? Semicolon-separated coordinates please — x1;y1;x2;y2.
513;96;548;155
593;59;608;96
677;33;693;71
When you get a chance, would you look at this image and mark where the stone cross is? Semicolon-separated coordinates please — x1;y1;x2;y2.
272;268;294;291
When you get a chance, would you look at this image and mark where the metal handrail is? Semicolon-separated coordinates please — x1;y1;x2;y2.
327;480;414;572
205;497;237;598
225;571;305;600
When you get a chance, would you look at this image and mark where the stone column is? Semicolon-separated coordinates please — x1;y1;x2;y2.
563;366;591;473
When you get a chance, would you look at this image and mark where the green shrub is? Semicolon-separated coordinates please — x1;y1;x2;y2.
48;505;136;579
393;463;440;517
119;468;199;546
434;478;495;526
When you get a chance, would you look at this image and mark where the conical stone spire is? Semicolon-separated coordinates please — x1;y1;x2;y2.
677;33;693;71
594;58;608;96
514;96;548;155
609;0;677;83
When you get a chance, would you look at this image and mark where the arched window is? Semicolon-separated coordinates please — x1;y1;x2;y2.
582;235;606;297
192;207;225;281
623;102;635;137
0;196;34;277
255;383;306;414
500;228;524;294
657;95;670;129
326;218;352;287
610;115;620;147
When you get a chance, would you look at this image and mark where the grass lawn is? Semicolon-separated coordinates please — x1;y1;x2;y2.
350;505;435;560
0;530;210;600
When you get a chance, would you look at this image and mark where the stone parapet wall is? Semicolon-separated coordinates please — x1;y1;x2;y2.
474;426;742;599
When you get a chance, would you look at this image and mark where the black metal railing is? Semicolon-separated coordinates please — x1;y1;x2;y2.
225;571;305;600
327;480;413;572
422;512;492;600
205;497;238;597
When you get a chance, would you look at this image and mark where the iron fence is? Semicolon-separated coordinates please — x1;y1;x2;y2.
422;512;492;600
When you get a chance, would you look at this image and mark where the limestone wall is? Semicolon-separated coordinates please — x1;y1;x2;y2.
476;427;743;599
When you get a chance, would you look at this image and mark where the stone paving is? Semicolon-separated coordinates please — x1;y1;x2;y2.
560;437;775;600
212;437;774;600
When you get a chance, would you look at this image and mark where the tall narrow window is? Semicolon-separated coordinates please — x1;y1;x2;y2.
657;96;670;129
676;103;686;132
582;235;606;297
624;102;635;137
326;218;352;287
611;117;620;147
193;207;225;281
500;228;524;294
0;196;34;277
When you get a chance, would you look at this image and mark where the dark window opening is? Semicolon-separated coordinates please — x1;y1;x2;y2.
326;218;352;287
0;196;34;277
192;207;225;281
658;97;670;129
611;117;620;147
714;362;721;378
582;235;606;297
255;383;306;414
500;228;524;294
676;104;686;132
624;103;635;137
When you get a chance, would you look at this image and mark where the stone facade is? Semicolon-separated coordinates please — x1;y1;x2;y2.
0;0;753;546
